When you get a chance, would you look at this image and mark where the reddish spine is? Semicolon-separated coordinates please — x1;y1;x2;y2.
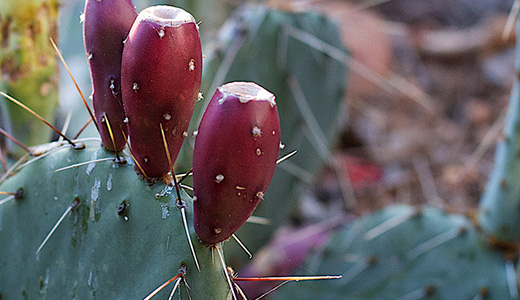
121;6;202;178
83;0;137;152
193;82;280;245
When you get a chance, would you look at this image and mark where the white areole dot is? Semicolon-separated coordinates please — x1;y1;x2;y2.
215;174;224;183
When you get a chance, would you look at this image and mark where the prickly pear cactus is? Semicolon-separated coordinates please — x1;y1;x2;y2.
196;3;348;264
274;205;516;300
0;140;229;299
0;0;60;153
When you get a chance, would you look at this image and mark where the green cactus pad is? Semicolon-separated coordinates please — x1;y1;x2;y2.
274;205;516;300
478;22;520;244
0;140;229;299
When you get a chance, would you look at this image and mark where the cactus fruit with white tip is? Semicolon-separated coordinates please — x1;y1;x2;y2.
121;5;202;179
193;82;280;245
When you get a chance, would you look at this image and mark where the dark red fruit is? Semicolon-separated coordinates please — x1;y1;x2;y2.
83;0;137;152
193;82;281;245
121;6;202;179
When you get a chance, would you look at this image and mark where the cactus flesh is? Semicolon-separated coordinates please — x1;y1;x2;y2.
193;82;280;245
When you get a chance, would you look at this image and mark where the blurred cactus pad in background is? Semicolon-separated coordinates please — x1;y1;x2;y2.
0;0;60;154
2;0;520;299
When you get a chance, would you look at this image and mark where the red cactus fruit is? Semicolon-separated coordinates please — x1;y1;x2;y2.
121;6;202;179
83;0;137;152
193;82;281;245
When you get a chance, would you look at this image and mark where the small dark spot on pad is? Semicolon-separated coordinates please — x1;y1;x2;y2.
118;200;128;216
14;187;24;200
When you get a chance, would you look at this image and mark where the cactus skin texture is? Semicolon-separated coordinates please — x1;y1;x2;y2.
273;205;514;300
0;141;229;299
121;6;202;179
0;0;60;153
478;21;520;245
197;4;348;264
193;82;280;245
83;0;137;152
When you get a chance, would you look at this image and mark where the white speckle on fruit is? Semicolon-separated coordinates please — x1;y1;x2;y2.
132;82;139;93
189;59;195;71
163;113;171;120
215;174;224;183
252;126;262;137
256;148;262;156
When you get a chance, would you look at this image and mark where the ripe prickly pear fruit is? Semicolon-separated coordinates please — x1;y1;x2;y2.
193;82;280;245
121;6;202;179
83;0;137;152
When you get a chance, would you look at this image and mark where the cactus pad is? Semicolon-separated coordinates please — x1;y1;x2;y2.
274;205;516;299
0;140;229;299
